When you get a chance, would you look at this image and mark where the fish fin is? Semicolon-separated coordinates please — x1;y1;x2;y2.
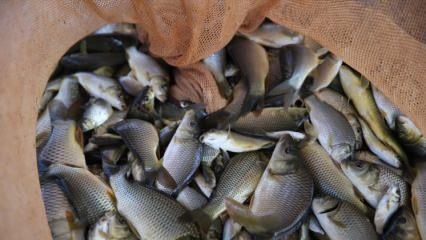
200;110;232;130
179;209;213;232
241;92;264;115
225;197;279;234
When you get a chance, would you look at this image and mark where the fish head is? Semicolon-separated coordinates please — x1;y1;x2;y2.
135;86;155;112
177;109;200;138
395;115;422;143
312;196;340;215
339;65;369;93
340;160;378;186
269;135;301;175
199;130;228;148
151;76;168;102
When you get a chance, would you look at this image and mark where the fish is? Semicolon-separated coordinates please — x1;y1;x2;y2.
89;133;123;146
225;63;239;78
113;119;163;183
358;118;402;168
126;46;169;102
200;79;248;130
74;72;126;110
297;122;368;213
382;207;421;240
239;22;303;48
307;53;342;92
39;78;63;114
87;211;137;240
308;215;325;235
109;167;200;239
94;23;137;35
74;34;137;54
225;135;314;237
314;88;363;149
127;86;157;123
101;145;126;177
118;71;144;96
81;98;113;132
157;110;202;193
354;150;402;174
48;76;81;121
223;218;242;240
93;66;115;78
371;86;403;130
194;172;214;198
303;36;328;57
340;159;408;208
374;185;401;234
231;107;307;136
47;164;116;225
227;37;269;114
411;161;426;239
182;152;266;231
304;95;356;163
312;196;378;240
339;65;407;163
60;52;126;71
94;110;128;136
395;115;426;158
200;129;275;153
267;45;319;108
41;179;85;240
203;49;233;98
159;121;180;153
38;120;87;169
176;186;208;211
201;144;221;166
36;108;52;149
206;218;223;240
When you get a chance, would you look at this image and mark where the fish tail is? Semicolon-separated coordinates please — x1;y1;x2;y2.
241;92;264;115
200;110;233;130
179;209;214;233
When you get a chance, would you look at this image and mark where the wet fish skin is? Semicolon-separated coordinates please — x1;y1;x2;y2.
225;135;314;236
304;95;355;163
374;185;401;234
183;152;265;231
223;218;242;240
75;72;126;110
200;129;275;153
372;86;402;130
382;207;421;240
297;122;368;213
315;88;363;149
203;49;232;98
36;108;52;149
110;168;199;240
126;46;169;102
87;211;137;240
227;37;269;114
240;22;303;48
94;110;128;136
81;98;113;132
312;196;378;240
118;71;144;96
158;110;202;192
39;78;63;114
358;118;401;168
49;76;81;121
395;115;426;158
47;164;116;225
41;179;85;240
340;159;408;208
38;120;87;169
411;161;426;239
176;186;208;211
231;107;307;136
339;65;407;163
303;36;328;57
307;53;342;92
60;52;126;71
267;44;319;108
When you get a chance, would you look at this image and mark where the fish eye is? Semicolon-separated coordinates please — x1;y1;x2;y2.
143;96;149;102
354;161;364;168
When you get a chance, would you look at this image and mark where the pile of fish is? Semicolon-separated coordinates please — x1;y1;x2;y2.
36;22;426;240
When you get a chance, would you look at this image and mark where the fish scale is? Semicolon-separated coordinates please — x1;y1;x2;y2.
110;169;199;239
202;152;265;221
38;120;86;168
297;140;368;213
313;197;378;240
231;107;307;136
113;119;159;171
412;162;426;239
36;108;51;148
47;164;116;225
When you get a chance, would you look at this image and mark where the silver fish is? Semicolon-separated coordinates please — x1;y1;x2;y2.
47;164;116;225
75;72;126;110
240;22;303;48
39;78;63;114
372;86;402;130
126;46;169;102
203;49;233;98
36;108;52;149
307;54;342;92
118;71;144;96
110;168;199;239
412;161;426;239
81;98;113;132
304;95;355;163
382;207;421;240
395;115;426;158
223;218;242;240
312;196;378;240
87;211;137;240
49;76;81;120
374;185;401;234
176;186;208;211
